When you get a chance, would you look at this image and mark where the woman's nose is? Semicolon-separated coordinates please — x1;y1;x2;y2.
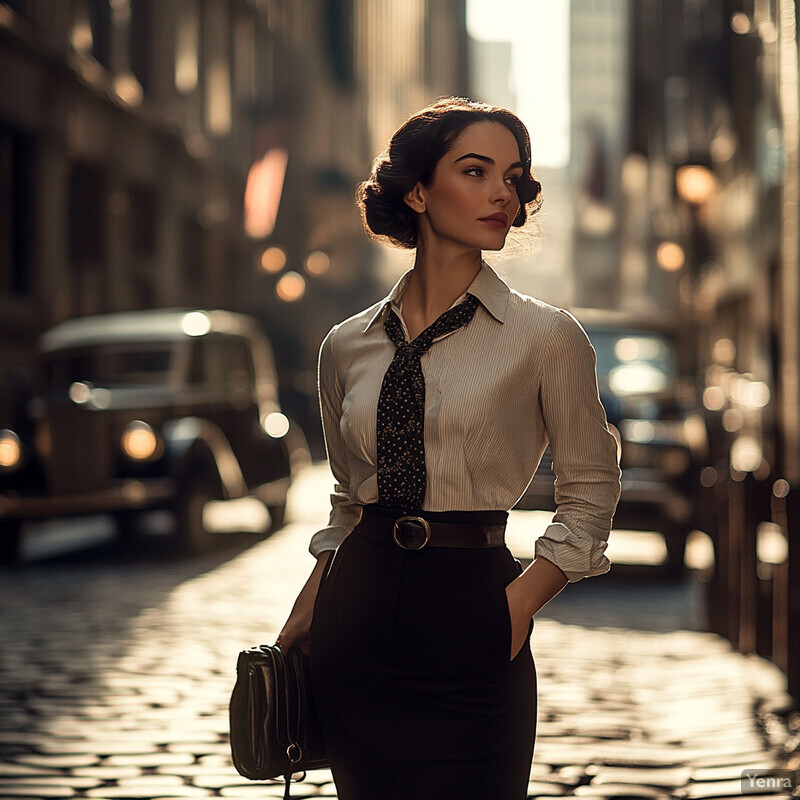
491;179;513;204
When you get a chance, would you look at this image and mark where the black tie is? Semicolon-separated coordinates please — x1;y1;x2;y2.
377;293;480;511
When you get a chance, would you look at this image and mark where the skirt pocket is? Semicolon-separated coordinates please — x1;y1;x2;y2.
494;567;513;663
506;557;535;661
312;547;337;616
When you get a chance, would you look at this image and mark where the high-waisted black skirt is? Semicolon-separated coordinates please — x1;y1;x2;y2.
309;511;537;800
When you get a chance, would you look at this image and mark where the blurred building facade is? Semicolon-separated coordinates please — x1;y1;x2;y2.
626;0;799;697
0;0;468;449
468;0;800;704
468;38;514;113
570;0;631;310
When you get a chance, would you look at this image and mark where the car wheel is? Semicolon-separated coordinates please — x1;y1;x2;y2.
174;465;223;555
0;519;22;566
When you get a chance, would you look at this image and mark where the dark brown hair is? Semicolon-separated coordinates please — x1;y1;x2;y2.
356;97;543;249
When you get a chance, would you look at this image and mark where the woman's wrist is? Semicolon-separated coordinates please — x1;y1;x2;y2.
515;556;569;617
309;550;333;587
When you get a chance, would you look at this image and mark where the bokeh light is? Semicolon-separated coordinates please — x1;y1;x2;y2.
260;246;287;273
182;311;212;336
676;165;717;204
656;241;685;271
275;271;306;302
0;430;22;469
262;412;290;438
703;385;726;411
712;338;736;365
730;436;763;472
730;12;752;34
121;421;159;461
305;250;331;275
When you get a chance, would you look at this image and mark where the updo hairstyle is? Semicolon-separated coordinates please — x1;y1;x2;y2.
357;97;543;249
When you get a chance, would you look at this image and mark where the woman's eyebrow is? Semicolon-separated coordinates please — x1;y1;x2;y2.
453;152;524;170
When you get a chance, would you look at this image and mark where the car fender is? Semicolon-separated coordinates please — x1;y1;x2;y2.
162;417;247;501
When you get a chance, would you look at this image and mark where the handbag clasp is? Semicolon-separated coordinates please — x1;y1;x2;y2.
286;742;303;763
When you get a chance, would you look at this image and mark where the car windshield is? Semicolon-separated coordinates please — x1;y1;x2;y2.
586;329;675;396
45;344;177;389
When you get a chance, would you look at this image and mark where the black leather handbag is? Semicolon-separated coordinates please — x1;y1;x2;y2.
229;644;328;797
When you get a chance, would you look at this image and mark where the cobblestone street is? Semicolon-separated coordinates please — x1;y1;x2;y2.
0;465;795;799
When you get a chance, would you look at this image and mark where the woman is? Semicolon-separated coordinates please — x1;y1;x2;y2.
277;97;621;800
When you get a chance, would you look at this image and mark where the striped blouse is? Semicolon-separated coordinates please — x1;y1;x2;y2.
309;261;621;582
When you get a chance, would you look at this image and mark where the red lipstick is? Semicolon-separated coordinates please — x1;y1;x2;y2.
479;212;509;228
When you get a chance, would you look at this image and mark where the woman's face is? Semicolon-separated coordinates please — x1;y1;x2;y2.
406;121;524;253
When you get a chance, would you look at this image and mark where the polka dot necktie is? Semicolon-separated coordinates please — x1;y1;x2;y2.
377;293;480;511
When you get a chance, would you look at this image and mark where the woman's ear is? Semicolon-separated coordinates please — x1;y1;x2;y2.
403;182;426;214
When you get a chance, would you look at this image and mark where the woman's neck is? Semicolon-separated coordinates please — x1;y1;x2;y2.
401;245;482;337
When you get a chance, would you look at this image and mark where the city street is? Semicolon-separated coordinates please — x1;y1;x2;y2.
2;2;800;795
0;464;794;799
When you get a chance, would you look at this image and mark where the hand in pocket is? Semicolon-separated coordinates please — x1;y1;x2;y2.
505;578;533;661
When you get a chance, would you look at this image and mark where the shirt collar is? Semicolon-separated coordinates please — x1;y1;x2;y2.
362;260;511;333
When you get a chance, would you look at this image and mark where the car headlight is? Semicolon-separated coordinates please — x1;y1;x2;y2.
0;429;22;471
121;420;160;461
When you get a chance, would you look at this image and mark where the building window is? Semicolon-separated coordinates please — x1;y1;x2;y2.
0;123;34;297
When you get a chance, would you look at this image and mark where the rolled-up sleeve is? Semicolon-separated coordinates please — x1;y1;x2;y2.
308;327;363;557
534;311;621;581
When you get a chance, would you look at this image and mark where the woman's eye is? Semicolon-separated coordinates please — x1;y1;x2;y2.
506;175;521;186
464;166;484;176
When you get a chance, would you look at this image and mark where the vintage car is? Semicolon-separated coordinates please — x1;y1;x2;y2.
516;308;707;573
0;309;301;564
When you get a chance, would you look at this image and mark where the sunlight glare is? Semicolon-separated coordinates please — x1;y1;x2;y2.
467;0;570;168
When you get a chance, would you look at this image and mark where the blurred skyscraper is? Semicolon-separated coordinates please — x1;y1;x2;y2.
469;39;514;112
570;0;630;310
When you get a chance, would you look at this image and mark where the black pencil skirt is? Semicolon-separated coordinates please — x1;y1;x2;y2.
309;514;537;800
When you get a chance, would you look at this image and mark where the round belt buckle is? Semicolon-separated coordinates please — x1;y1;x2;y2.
392;516;431;550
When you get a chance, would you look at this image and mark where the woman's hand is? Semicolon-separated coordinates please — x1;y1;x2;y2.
505;576;535;661
276;551;333;655
505;556;569;660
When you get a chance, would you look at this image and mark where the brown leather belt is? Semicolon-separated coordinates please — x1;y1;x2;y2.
356;505;506;551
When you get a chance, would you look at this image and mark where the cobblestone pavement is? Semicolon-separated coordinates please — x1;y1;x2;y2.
1;465;796;799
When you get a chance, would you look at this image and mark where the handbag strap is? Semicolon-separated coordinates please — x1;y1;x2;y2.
275;646;306;800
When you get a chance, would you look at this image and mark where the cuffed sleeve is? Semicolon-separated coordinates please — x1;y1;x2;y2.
309;327;363;557
535;310;621;581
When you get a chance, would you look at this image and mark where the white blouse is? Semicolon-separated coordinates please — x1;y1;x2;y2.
309;262;621;582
